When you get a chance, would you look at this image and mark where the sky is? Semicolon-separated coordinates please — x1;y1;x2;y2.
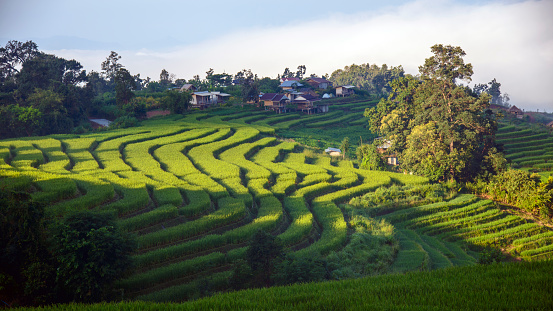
1;0;552;111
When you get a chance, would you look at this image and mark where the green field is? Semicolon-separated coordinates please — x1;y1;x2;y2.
497;121;553;181
2;103;552;304
14;260;553;310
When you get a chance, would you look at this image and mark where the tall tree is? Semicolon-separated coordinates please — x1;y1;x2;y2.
52;211;134;302
295;65;306;79
159;69;171;86
101;51;123;82
340;137;350;160
237;69;259;104
114;68;136;106
0;40;39;82
162;89;191;114
367;44;504;182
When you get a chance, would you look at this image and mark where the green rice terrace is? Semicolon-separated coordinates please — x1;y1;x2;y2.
497;121;553;181
1;101;553;305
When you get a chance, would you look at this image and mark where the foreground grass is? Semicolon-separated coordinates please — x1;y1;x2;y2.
20;260;553;310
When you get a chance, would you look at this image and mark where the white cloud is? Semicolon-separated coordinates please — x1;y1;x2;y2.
47;0;553;111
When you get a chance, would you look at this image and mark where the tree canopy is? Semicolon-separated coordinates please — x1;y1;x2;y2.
330;63;404;96
366;44;504;182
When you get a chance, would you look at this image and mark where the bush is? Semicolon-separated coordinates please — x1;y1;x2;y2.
485;170;553;218
110;116;139;129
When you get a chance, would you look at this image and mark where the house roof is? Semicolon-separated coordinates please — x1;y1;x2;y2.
260;93;288;101
325;147;341;153
281;77;300;82
377;140;393;149
337;85;355;89
193;91;212;97
294;94;319;101
180;84;196;91
89;119;112;127
307;77;331;84
279;80;303;88
193;91;230;97
508;105;523;112
211;91;231;97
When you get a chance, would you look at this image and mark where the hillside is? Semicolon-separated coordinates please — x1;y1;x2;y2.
14;260;553;310
497;118;553;181
1;102;552;303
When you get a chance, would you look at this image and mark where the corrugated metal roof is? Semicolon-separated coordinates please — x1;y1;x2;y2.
279;81;303;88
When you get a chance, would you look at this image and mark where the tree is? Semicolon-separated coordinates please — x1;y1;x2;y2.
367;44;504;182
114;68;136;106
246;230;283;287
340;137;350;160
272;254;329;286
0;104;42;138
52;211;134;302
162;89;191;114
237;69;259;104
0;190;55;306
295;65;306;79
281;67;293;79
473;78;510;107
101;51;123;82
357;142;386;171
159;69;171;86
0;40;39;82
330;63;405;96
27;89;73;135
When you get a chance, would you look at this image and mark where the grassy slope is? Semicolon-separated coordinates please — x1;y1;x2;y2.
18;260;553;310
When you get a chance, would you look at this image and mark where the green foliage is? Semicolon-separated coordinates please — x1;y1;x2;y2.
0;104;42;138
52;211;135;302
247;230;283;271
329;63;404;96
115;68;136;106
161;90;191;114
484;170;553;218
327;216;398;279
0;190;55;305
272;253;329;285
24;260;553;310
367;44;504;182
357;142;386;170
340;137;350;160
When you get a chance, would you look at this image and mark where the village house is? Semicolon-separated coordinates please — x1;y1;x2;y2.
305;77;332;89
292;94;322;114
279;80;303;90
325;147;341;157
260;93;290;113
376;139;398;166
508;105;524;118
190;91;231;109
336;85;355;97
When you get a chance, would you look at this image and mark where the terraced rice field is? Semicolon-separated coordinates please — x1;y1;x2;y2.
383;194;553;272
497;123;553;179
1;104;551;302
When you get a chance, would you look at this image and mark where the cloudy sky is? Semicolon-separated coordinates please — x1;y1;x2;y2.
1;0;552;111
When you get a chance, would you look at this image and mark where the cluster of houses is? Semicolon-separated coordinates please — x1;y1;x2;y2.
180;77;356;113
